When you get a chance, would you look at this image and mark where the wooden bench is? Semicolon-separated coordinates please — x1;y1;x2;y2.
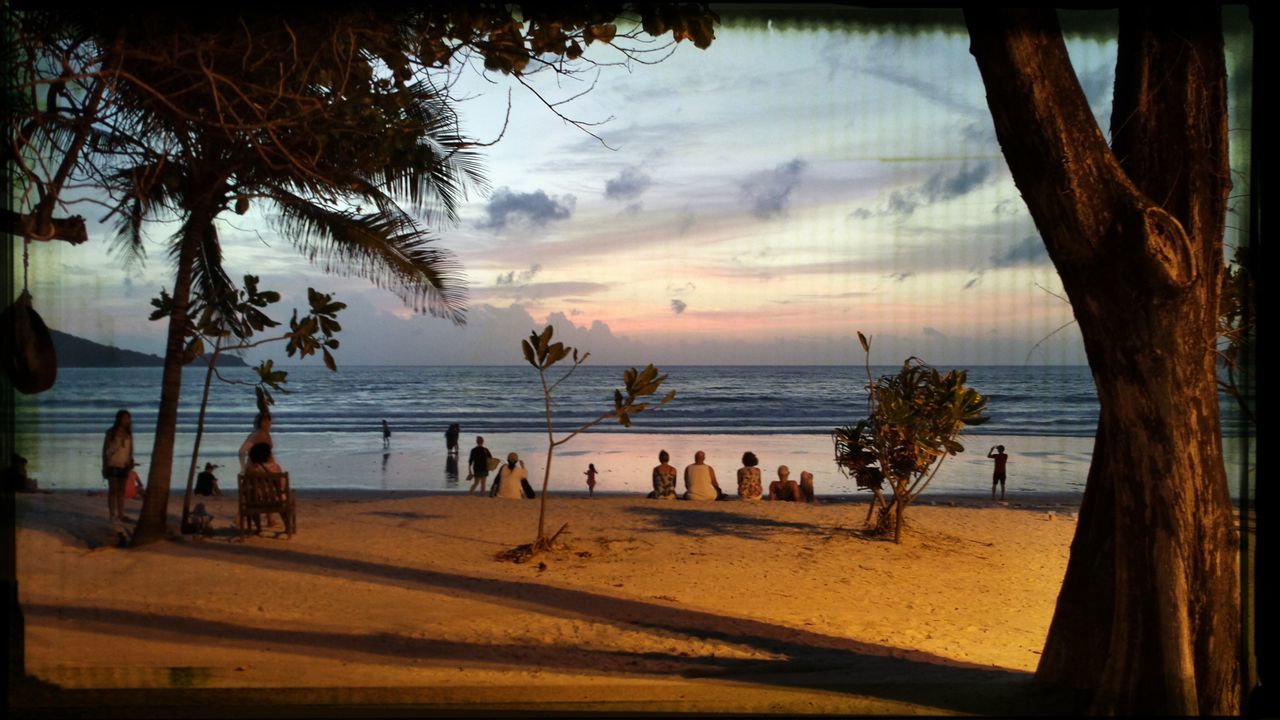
237;471;296;537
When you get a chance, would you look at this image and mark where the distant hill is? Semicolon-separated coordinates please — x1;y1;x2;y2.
50;330;248;368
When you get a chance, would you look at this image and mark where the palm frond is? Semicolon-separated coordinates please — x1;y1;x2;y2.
270;192;468;324
168;212;236;313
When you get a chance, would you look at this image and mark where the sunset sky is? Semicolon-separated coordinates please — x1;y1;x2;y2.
24;10;1252;366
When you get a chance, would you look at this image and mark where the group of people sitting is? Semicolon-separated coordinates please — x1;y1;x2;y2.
649;450;816;503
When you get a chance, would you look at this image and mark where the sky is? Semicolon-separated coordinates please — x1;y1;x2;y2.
19;9;1253;367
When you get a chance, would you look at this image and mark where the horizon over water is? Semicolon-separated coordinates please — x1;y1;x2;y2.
16;365;1253;497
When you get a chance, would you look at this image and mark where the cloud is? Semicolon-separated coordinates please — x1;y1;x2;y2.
993;199;1023;216
887;271;914;283
671;299;687;314
496;264;541;286
923;326;947;339
604;167;653;201
921;162;992;202
856;162;994;219
963;276;981;290
666;282;696;294
741;159;807;219
472;281;609;303
477;187;575;231
990;234;1049;268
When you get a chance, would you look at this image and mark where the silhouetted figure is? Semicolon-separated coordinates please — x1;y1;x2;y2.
445;423;461;455
102;409;135;522
382;419;391;449
988;445;1008;500
585;463;598;497
467;436;493;495
195;462;222;497
6;453;48;493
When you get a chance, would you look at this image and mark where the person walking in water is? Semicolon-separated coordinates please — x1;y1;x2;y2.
445;423;461;455
381;419;391;449
101;409;135;523
468;436;493;495
584;463;598;497
988;445;1009;500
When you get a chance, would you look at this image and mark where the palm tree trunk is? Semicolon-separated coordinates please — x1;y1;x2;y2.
131;208;208;546
180;344;219;533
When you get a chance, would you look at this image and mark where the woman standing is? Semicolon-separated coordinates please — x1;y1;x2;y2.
101;409;135;522
584;463;598;497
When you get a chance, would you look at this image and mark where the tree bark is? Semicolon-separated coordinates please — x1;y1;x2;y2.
966;7;1240;715
130;207;210;547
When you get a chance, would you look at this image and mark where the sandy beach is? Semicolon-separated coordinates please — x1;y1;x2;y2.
13;487;1084;715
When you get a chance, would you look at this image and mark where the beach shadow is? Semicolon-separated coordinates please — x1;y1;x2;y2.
85;540;1052;714
623;505;817;541
364;511;447;521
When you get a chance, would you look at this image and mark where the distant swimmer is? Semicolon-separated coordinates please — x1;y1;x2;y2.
988;445;1008;500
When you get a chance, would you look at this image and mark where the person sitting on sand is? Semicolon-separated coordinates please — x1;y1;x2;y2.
683;450;723;501
492;452;534;499
769;465;802;502
988;445;1009;500
195;462;222;497
737;451;763;500
649;450;678;499
798;470;816;504
244;441;288;531
6;453;49;493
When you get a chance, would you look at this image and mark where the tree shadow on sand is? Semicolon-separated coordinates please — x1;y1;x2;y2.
622;505;819;541
23;540;1068;714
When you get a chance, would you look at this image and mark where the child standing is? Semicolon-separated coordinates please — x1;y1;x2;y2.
584;463;598;497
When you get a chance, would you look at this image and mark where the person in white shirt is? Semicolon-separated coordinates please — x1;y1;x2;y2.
494;452;530;499
683;450;722;501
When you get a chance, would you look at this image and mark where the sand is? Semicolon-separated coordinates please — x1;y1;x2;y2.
13;488;1081;715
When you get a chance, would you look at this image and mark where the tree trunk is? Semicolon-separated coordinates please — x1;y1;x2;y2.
131;209;208;547
966;7;1241;714
180;346;219;534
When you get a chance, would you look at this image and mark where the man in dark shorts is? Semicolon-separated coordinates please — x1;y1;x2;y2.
988;445;1008;500
468;436;493;495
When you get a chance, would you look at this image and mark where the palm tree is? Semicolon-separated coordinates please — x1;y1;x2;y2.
85;19;487;545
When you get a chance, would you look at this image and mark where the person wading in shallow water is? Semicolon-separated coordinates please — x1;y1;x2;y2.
468;436;493;495
988;445;1009;500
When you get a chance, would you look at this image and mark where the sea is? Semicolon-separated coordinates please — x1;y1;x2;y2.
14;365;1255;498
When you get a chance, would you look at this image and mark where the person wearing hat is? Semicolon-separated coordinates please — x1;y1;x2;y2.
492;451;532;499
195;462;222;497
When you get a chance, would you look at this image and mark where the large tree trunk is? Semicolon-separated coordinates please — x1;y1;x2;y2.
966;7;1241;715
131;208;210;547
